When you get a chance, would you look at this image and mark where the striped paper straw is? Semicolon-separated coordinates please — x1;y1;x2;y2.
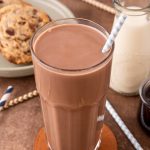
102;14;127;53
97;114;104;122
0;86;14;110
94;140;100;150
106;100;143;150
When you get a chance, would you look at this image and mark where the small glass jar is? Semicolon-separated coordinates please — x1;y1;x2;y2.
139;79;150;133
110;0;150;96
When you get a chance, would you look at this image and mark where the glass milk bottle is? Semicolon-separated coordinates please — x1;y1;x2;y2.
110;0;150;96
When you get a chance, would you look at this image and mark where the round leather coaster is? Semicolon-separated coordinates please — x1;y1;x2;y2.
34;124;117;150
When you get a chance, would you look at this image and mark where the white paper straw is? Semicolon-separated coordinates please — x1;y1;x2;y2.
0;86;14;111
97;114;104;122
106;100;143;150
94;139;100;150
102;14;127;53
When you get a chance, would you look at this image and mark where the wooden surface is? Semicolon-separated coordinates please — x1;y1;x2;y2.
34;125;117;150
0;0;149;150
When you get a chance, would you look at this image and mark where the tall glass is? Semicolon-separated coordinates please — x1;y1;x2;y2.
31;18;113;150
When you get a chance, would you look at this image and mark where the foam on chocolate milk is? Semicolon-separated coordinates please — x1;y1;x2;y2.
34;24;110;70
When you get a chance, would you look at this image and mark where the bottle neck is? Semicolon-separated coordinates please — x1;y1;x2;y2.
113;0;150;16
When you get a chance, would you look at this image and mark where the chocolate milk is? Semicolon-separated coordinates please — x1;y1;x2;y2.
31;22;113;150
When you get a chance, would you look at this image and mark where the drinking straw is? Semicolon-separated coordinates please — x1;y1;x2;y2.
0;86;14;111
81;1;127;53
82;0;116;14
106;100;143;150
97;114;104;122
1;90;38;111
102;14;127;53
94;140;100;150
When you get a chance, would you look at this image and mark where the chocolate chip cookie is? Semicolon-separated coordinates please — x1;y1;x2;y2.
0;4;50;64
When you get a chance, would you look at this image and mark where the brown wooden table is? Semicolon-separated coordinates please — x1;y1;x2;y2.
0;0;149;150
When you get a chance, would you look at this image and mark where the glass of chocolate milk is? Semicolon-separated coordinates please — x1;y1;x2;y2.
31;18;113;150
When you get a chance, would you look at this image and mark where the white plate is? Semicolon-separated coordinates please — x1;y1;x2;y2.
0;0;75;78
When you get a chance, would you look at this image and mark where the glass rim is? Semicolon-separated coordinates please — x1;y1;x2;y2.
113;0;150;15
139;78;150;107
30;18;113;73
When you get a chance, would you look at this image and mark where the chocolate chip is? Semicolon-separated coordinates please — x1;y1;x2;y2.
33;9;38;15
6;28;15;36
0;42;4;48
20;17;26;20
0;0;3;4
18;21;26;25
38;18;42;22
24;50;31;55
29;23;36;31
32;16;37;19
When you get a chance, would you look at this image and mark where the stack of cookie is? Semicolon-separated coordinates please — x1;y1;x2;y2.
0;0;50;64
